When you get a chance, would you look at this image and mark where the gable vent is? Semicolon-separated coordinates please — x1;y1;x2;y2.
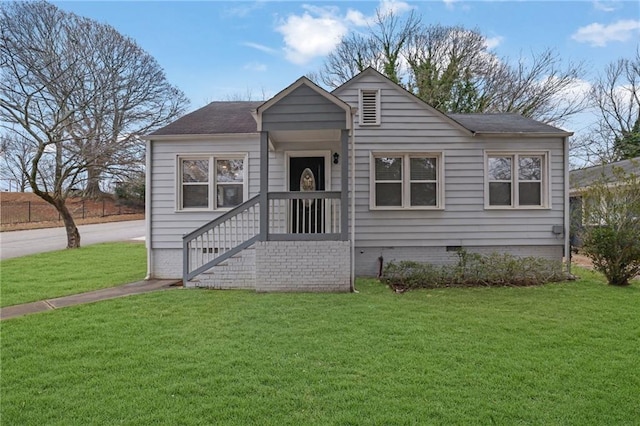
360;89;380;126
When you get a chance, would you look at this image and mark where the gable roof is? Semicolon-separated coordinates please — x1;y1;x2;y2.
146;68;572;138
149;101;262;136
333;67;472;136
448;113;572;136
256;76;352;126
570;157;640;190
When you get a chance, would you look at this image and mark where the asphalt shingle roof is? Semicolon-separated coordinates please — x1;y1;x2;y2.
150;101;262;136
149;103;571;137
448;113;571;135
570;157;640;189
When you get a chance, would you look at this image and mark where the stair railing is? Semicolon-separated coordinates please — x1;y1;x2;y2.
183;195;260;283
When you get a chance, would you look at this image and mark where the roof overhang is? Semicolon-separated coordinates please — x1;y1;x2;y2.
469;131;574;138
140;132;259;142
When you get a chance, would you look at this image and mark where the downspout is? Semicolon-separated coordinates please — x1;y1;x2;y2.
563;135;571;275
144;138;153;280
350;127;357;292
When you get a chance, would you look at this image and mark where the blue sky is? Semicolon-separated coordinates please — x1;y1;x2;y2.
53;0;639;134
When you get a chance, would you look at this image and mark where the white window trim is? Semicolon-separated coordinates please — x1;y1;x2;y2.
484;151;551;210
369;152;445;210
359;89;381;126
176;153;248;212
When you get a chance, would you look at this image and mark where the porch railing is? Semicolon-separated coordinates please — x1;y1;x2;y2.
267;191;342;239
182;191;343;283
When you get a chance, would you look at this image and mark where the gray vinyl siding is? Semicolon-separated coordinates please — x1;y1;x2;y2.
336;72;566;249
150;136;260;249
261;85;347;131
150;136;344;250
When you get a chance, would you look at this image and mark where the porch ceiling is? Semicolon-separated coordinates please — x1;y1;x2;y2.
268;129;342;145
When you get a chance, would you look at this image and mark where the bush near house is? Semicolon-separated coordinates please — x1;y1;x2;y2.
381;250;569;291
579;166;640;286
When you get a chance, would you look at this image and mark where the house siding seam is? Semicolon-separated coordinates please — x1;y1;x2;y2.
255;241;350;292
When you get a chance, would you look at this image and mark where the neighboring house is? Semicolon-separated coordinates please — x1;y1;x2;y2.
142;67;572;292
569;157;640;246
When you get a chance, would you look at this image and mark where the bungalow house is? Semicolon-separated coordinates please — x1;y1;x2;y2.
569;157;640;247
142;68;572;292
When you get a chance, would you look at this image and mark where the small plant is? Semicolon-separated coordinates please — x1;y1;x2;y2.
381;249;569;292
579;165;640;286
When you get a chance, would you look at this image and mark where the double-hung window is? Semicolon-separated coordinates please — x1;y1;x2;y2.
178;155;246;210
486;152;548;208
371;153;443;209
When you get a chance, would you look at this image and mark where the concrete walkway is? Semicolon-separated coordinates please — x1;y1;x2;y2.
0;279;181;320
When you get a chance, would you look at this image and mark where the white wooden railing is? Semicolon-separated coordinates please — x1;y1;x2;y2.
182;191;343;283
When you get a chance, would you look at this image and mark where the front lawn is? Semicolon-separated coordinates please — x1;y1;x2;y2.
1;269;638;425
0;242;146;307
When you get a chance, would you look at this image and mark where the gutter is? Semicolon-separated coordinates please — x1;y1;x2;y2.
470;131;574;138
350;126;357;292
144;138;153;280
563;135;571;275
139;132;259;142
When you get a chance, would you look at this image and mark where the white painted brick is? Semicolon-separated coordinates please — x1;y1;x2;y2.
255;240;351;292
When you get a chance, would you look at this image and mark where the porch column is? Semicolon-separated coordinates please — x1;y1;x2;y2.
260;131;269;241
340;129;349;240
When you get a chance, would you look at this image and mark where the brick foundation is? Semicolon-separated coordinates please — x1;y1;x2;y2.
255;240;351;292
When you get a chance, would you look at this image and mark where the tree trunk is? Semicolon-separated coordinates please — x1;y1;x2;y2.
56;201;81;248
84;165;104;199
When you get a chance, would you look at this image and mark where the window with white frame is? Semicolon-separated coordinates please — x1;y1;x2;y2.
359;89;380;126
178;155;246;210
486;152;548;208
371;153;442;209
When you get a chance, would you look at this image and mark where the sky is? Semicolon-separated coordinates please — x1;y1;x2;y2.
50;0;639;136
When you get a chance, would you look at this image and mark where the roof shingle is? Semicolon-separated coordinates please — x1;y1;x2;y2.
150;101;261;136
448;113;571;135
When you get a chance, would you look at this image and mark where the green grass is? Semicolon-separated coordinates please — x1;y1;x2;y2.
0;242;146;307
2;269;639;425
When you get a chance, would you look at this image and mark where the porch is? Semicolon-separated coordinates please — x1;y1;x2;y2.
182;76;353;291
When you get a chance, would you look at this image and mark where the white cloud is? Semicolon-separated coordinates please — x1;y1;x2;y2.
592;1;618;12
242;42;277;55
443;0;457;11
224;2;266;18
276;7;348;65
274;1;414;65
345;9;370;27
484;36;504;50
571;19;640;47
378;0;414;16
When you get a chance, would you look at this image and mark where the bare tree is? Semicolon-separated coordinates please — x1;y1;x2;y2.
0;133;30;191
0;1;189;248
318;9;586;125
484;49;587;125
319;32;380;88
571;50;640;165
320;9;420;88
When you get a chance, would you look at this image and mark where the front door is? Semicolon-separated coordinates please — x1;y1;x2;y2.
289;156;325;233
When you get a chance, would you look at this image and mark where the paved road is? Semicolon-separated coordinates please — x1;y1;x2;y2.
0;220;145;260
